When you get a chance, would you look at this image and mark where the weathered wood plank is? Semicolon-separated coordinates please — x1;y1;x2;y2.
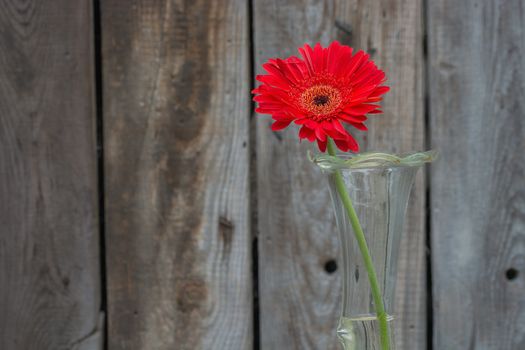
101;1;252;349
0;1;102;349
339;2;427;349
429;0;525;348
253;1;426;349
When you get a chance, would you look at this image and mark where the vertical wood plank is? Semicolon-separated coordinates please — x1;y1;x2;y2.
341;3;427;349
101;1;252;349
429;0;525;348
0;1;102;349
253;1;426;349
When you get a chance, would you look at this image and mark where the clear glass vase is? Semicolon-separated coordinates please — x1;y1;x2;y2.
319;153;429;350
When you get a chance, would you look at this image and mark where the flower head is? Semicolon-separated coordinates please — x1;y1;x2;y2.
252;41;389;152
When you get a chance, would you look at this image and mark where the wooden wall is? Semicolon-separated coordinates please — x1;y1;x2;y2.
0;1;103;349
428;0;525;348
0;0;523;349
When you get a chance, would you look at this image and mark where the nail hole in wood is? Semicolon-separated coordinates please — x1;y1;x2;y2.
324;259;338;274
505;268;518;281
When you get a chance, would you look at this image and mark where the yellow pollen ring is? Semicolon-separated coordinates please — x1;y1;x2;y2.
300;85;342;116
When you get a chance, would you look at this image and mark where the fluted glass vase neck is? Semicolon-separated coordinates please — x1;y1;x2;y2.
315;151;432;350
311;150;436;172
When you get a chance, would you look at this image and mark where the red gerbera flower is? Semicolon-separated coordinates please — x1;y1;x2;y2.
252;41;389;152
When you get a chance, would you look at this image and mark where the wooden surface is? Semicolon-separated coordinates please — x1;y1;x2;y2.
101;1;252;349
1;0;524;349
0;1;102;350
253;0;426;349
429;0;525;349
253;3;343;349
337;2;427;349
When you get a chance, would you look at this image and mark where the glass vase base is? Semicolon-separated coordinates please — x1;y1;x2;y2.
337;315;395;350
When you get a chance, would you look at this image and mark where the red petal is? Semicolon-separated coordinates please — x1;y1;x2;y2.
339;113;368;123
346;135;359;152
349;122;368;131
332;119;348;135
305;119;319;130
347;134;359;152
294;118;309;125
317;138;327;152
334;138;349;152
344;104;381;115
298;44;315;75
276;59;303;83
322;121;346;139
287;56;309;77
334;134;359;153
369;85;390;97
272;114;295;122
314;126;327;142
299;125;316;142
271;120;292;131
343;51;368;78
312;42;324;72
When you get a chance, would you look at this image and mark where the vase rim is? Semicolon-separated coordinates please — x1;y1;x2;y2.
310;150;437;172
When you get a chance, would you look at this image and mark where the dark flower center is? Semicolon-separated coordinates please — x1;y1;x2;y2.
313;95;329;106
300;85;342;117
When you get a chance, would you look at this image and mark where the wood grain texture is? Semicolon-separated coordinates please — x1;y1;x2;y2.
253;0;426;349
253;4;342;349
339;2;427;349
101;1;252;349
428;0;525;349
0;1;102;350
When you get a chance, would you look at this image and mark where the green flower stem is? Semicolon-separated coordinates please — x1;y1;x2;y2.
327;139;390;350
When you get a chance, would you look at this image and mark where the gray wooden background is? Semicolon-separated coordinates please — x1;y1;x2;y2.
0;0;523;349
